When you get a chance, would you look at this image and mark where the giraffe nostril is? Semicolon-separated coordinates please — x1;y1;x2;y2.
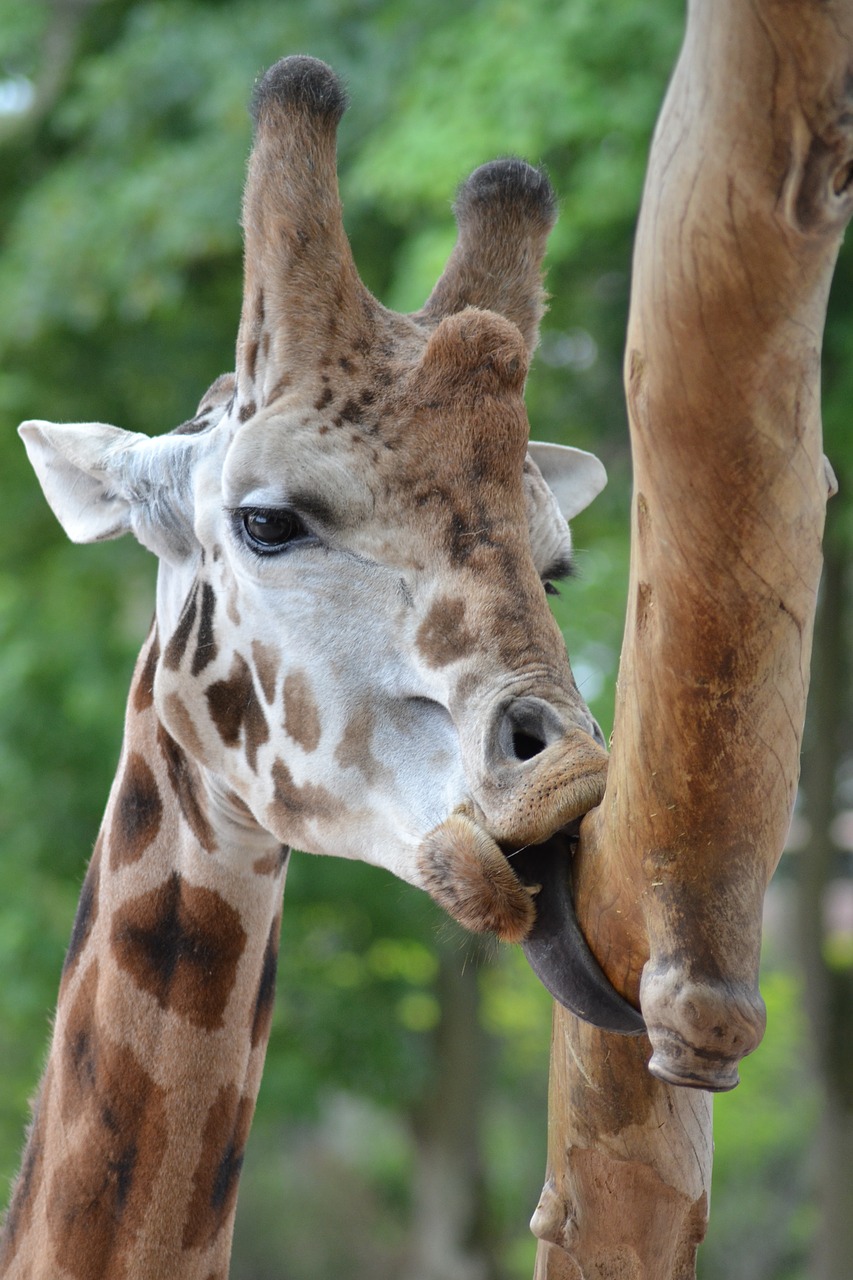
491;696;604;770
512;729;548;761
495;696;566;767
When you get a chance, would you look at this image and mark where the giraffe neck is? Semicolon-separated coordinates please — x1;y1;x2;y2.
0;629;288;1280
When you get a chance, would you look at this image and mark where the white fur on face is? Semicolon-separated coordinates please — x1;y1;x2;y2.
21;400;605;923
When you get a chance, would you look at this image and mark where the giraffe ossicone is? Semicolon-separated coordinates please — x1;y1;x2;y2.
4;54;640;1280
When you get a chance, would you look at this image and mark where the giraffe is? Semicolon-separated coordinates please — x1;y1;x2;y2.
1;56;636;1279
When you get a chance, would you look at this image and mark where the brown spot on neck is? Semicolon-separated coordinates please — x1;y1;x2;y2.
132;627;160;713
61;837;102;988
156;720;217;852
111;752;163;869
110;873;247;1031
250;913;282;1048
253;846;290;877
164;584;199;671
58;961;101;1127
183;1085;255;1251
47;960;169;1277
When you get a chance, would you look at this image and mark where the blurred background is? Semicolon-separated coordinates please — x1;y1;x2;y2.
0;2;851;1278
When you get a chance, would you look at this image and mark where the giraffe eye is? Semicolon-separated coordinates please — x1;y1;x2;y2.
240;508;315;553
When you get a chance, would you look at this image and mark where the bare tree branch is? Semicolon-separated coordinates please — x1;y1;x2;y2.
534;1;853;1274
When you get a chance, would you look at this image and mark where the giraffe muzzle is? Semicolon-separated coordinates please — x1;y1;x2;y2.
415;710;644;1035
475;709;610;848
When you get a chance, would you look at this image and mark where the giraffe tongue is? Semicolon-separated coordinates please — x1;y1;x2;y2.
511;828;646;1036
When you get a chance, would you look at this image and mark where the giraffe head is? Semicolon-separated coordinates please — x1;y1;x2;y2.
19;58;638;1031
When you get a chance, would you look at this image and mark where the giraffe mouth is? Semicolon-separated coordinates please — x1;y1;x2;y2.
417;811;645;1035
509;824;645;1036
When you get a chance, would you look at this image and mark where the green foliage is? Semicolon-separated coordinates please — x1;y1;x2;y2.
699;971;820;1280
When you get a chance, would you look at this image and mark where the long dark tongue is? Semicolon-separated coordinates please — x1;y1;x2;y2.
512;831;646;1035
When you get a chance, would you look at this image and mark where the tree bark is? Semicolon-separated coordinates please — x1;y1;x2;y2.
533;1;853;1276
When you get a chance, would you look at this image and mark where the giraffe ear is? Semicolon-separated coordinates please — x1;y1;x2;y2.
19;420;197;559
527;441;607;520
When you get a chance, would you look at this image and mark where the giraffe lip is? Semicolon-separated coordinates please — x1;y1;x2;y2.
509;827;646;1036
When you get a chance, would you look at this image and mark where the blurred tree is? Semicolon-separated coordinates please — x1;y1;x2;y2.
0;1;850;1277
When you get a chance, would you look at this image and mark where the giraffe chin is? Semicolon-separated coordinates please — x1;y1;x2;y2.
417;811;538;945
417;814;646;1036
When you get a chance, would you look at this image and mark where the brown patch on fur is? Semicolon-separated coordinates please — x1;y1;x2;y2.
111;752;163;869
156;722;217;852
417;813;535;942
245;340;259;383
132;629;160;714
283;669;321;752
251;639;279;703
416;596;478;668
453;668;485;706
58;961;100;1127
445;507;501;567
111;873;246;1030
206;653;270;771
48;989;169;1278
253;846;290;876
164;584;199;671
334;702;389;786
162;691;206;761
183;1085;255;1250
338;396;362;424
268;758;335;837
61;837;102;986
191;582;219;677
250;914;281;1048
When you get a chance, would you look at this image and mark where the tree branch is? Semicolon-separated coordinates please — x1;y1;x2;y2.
534;0;853;1274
